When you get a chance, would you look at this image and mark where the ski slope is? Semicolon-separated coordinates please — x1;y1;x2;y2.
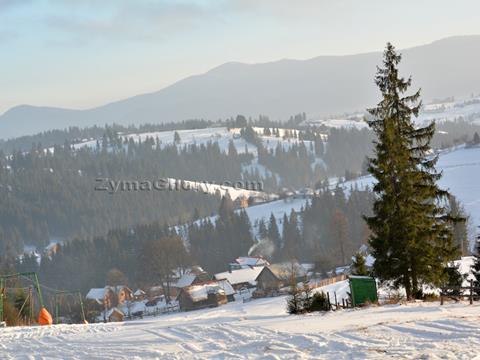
2;295;480;359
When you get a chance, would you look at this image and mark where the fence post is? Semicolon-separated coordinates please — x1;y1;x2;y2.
334;291;338;309
470;279;474;305
326;292;331;310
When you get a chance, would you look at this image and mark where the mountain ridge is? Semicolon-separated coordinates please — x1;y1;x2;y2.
2;35;480;139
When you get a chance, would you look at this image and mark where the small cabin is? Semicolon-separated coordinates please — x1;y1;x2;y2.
107;307;124;322
133;289;146;301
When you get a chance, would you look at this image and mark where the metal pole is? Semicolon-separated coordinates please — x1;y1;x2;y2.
55;294;60;324
32;273;45;309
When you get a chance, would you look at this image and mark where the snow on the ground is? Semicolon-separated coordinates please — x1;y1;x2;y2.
165;178;274;201
416;98;480;124
306;117;369;130
176;197;309;240
3;294;480;359
245;197;309;236
340;145;480;248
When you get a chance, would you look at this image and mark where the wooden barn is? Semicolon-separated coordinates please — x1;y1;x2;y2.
255;262;307;294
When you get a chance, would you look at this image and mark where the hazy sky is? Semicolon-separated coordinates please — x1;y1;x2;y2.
1;0;479;114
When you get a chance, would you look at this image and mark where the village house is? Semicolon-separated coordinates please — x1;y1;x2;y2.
106;307;124;322
114;286;133;305
133;289;146;301
44;241;62;258
214;266;264;290
146;266;210;301
86;287;116;310
177;281;228;311
85;285;133;310
216;279;236;302
173;266;211;289
233;195;249;209
229;256;270;270
255;262;307;295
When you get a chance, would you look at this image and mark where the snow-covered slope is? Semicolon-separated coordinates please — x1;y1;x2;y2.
176;197;309;241
2;295;480;359
341;145;480;247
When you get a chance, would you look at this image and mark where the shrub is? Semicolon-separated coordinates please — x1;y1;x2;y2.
307;292;330;312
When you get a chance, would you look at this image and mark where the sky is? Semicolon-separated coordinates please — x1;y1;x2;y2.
1;0;480;114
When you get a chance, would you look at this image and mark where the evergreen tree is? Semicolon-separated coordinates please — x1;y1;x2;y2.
441;264;465;297
258;219;268;239
352;253;368;276
174;131;181;144
473;132;480;145
267;213;281;251
365;43;459;299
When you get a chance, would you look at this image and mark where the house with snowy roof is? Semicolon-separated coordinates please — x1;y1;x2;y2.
215;279;236;302
214;266;264;290
133;289;146;301
229;256;270;270
177;281;229;311
86;285;133;310
86;287;116;309
106;307;124;322
174;267;211;289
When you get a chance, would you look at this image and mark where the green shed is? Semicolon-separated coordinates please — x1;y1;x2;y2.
349;275;378;307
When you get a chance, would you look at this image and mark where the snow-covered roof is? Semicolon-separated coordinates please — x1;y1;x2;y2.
214;267;264;286
175;274;197;288
106;307;124;319
86;288;110;301
235;256;270;267
183;282;225;302
266;262;307;281
216;279;235;296
172;266;205;279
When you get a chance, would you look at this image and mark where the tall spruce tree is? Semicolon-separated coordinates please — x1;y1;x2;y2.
365;43;459;299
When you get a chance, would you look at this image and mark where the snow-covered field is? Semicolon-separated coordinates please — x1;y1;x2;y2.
2;294;480;359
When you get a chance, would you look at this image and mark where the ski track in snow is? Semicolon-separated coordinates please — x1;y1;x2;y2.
3;298;480;359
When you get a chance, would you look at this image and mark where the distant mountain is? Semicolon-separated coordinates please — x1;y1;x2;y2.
2;35;480;139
